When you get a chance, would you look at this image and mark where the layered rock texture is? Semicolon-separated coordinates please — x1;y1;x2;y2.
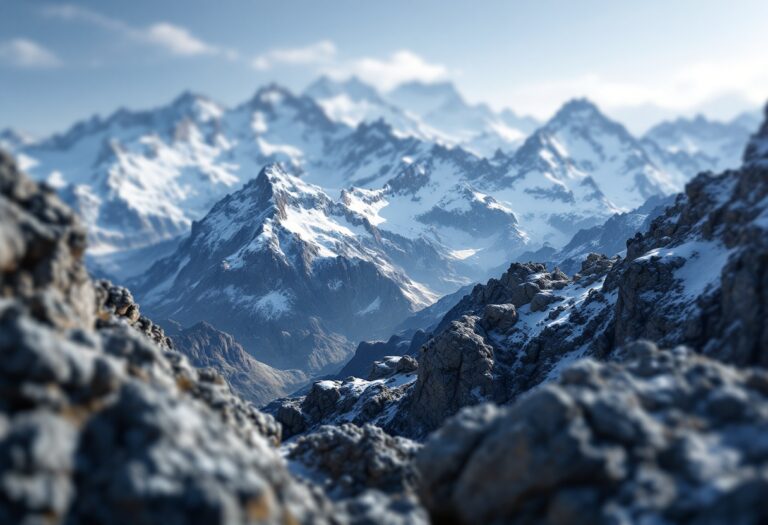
417;342;768;524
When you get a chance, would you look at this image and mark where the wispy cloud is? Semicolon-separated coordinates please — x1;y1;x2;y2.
41;4;235;59
251;40;337;70
144;23;217;56
252;43;449;91
0;38;61;68
38;5;450;92
337;50;449;91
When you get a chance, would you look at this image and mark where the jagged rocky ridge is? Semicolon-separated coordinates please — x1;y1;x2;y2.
271;104;768;440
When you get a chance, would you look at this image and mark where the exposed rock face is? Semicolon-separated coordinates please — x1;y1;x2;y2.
607;149;768;364
417;342;768;525
94;279;173;348
0;150;94;329
267;355;419;439
337;330;428;380
409;316;495;433
168;321;307;406
287;423;420;498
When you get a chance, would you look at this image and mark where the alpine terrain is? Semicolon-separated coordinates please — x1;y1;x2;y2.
1;100;768;523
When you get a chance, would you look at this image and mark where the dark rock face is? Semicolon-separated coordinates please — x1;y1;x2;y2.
606;157;768;364
0;150;94;329
287;423;420;498
168;321;307;406
94;279;173;348
336;330;429;379
408;317;495;433
416;342;768;525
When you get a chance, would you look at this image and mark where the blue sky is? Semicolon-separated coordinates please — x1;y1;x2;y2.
2;0;767;135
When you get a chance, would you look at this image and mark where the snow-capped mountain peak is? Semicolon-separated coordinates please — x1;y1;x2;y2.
305;75;384;104
532;97;676;209
388;81;466;117
0;128;35;152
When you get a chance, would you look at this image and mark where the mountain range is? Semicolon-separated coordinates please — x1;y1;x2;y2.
2;76;761;386
2;81;768;523
269;105;768;440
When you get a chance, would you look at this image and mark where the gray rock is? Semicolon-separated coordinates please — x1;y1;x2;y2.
416;343;768;525
288;423;419;498
408;316;494;435
480;303;518;332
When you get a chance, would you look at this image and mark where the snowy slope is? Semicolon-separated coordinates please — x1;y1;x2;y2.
643;113;758;183
304;76;435;140
387;80;538;157
16;87;347;256
307;78;539;157
133;164;439;373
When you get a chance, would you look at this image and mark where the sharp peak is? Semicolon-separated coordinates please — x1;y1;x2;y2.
249;83;298;104
554;97;604;117
255;162;294;182
250;163;324;193
170;90;212;107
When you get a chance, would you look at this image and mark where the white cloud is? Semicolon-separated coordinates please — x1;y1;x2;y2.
42;4;233;59
331;50;449;91
145;23;215;56
251;40;336;70
249;42;448;92
0;38;61;68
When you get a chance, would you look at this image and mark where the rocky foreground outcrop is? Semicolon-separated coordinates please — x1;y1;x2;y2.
275;106;768;441
417;342;768;525
0;150;334;523
1;150;441;524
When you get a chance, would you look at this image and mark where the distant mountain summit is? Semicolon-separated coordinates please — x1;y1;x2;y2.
306;77;539;157
643;112;757;182
134;164;435;373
